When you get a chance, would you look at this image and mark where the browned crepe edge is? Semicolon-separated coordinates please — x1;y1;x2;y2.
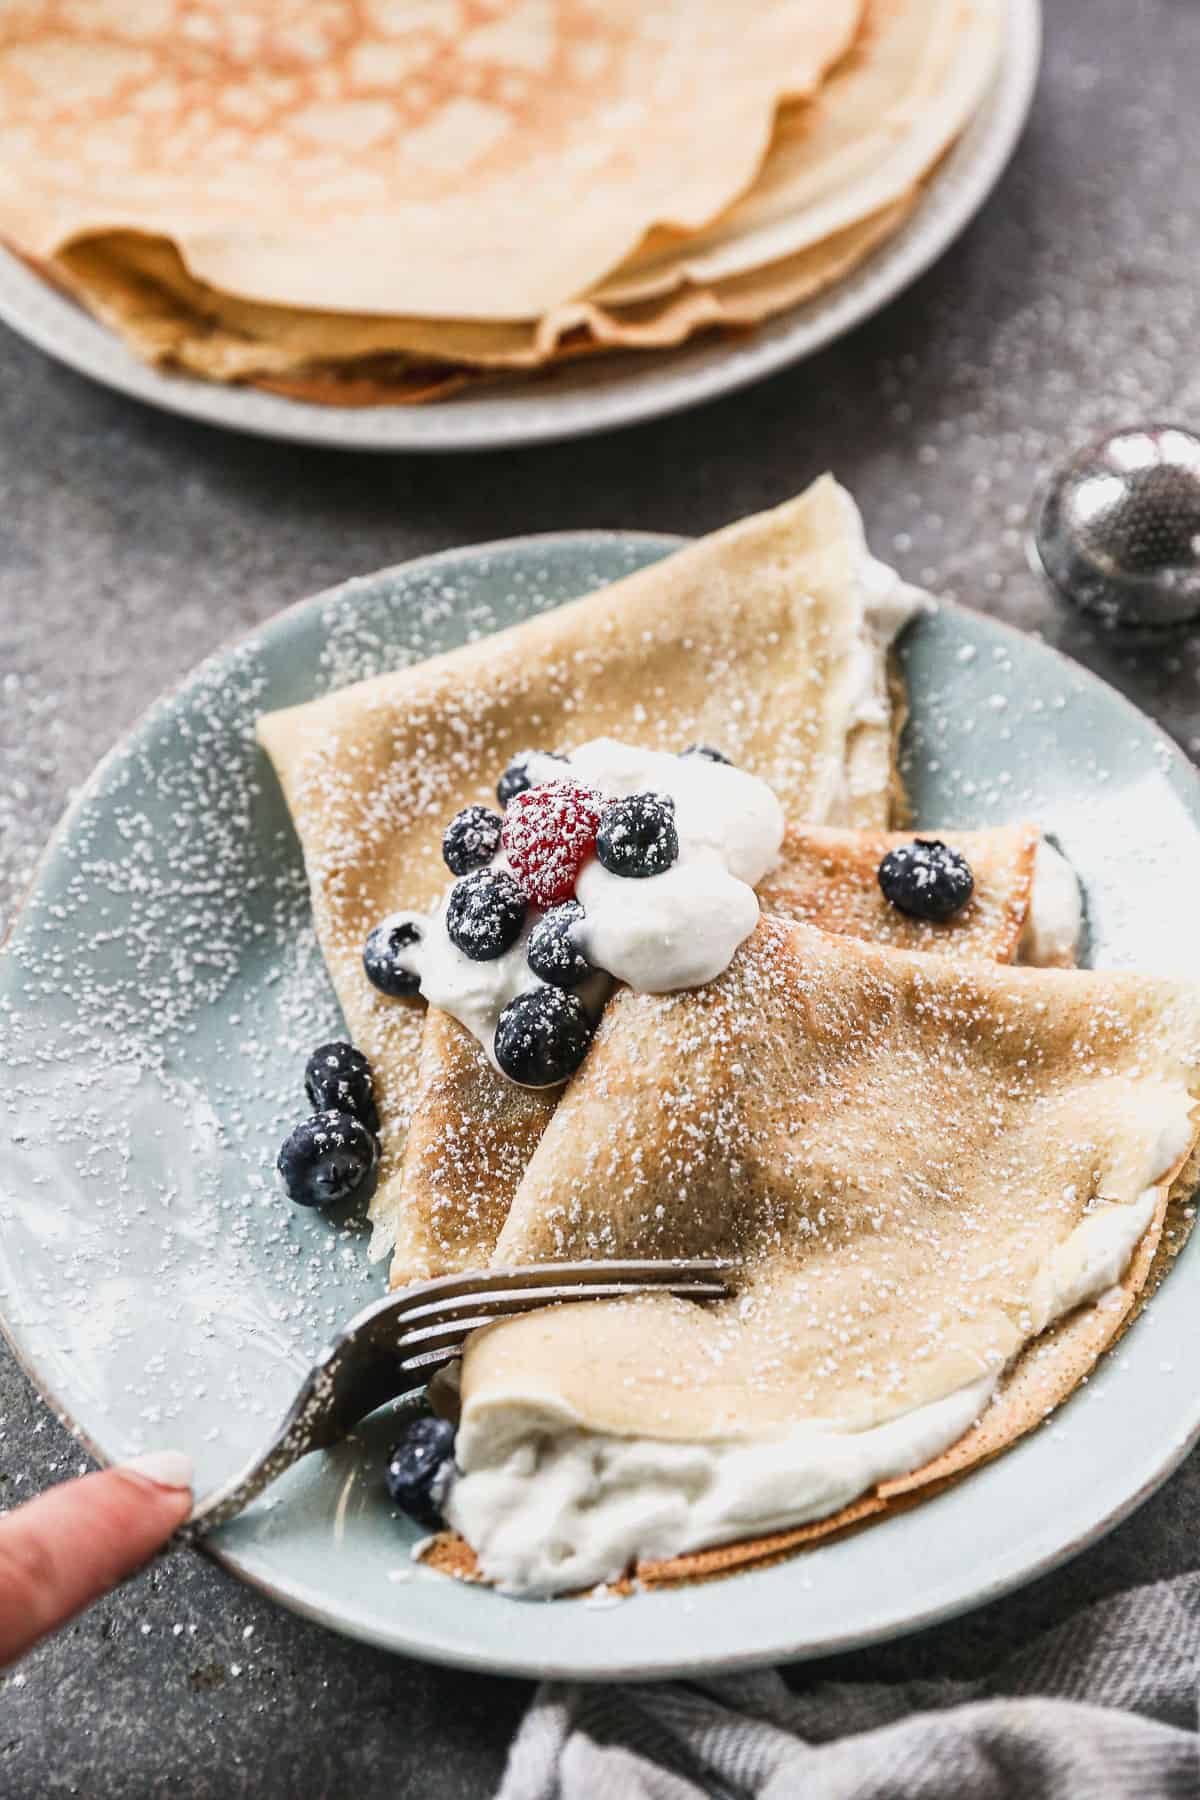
420;1146;1199;1594
255;365;472;407
887;658;912;827
32;192;914;407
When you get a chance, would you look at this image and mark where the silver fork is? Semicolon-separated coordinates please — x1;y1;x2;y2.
184;1258;733;1534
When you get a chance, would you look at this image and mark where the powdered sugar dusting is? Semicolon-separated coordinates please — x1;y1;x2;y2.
0;542;657;1495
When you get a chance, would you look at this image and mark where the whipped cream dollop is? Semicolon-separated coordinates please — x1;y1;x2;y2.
569;741;781;992
446;1109;1194;1597
389;738;785;1081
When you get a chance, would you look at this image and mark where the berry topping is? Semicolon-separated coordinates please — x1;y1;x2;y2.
363;914;423;997
497;748;567;808
526;900;595;989
877;838;975;922
304;1041;378;1132
501;779;604;909
277;1110;378;1209
445;869;527;960
385;1416;457;1529
681;743;732;765
442;804;503;876
494;987;594;1087
595;792;679;879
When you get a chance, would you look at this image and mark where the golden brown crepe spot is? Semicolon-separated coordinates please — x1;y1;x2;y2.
255;363;471;407
762;823;1039;963
420;1530;487;1584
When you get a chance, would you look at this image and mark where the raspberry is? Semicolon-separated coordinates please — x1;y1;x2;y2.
501;779;604;909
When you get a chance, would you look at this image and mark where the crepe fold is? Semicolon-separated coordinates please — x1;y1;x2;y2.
430;918;1200;1585
391;821;1040;1287
1;0;1002;400
256;479;921;1265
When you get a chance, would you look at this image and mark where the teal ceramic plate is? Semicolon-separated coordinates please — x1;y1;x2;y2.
3;531;1199;1680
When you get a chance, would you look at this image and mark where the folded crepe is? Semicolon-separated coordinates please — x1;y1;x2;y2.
760;822;1039;958
392;821;1041;1286
257;479;922;1265
4;0;1001;401
429;918;1200;1589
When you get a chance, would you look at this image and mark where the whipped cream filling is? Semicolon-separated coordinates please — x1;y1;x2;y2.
811;490;932;825
447;1110;1193;1597
390;738;785;1081
1020;839;1084;967
448;1376;995;1599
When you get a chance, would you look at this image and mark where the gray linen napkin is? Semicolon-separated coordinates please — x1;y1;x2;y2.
498;1573;1200;1798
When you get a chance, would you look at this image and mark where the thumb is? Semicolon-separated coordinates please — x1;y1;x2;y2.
0;1452;193;1667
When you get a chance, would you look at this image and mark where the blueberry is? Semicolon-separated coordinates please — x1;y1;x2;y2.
497;748;566;808
877;838;975;922
681;743;731;765
494;987;593;1086
595;792;679;879
304;1040;378;1132
445;869;526;960
442;804;503;876
363;913;423;997
385;1416;457;1529
526;900;594;989
277;1109;377;1209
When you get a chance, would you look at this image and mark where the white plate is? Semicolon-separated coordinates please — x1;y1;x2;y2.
0;0;1040;452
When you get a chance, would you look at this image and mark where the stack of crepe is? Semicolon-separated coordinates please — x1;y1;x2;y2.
0;0;1001;405
258;480;1200;1587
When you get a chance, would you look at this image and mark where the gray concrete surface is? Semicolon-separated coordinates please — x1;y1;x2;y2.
2;0;1200;1792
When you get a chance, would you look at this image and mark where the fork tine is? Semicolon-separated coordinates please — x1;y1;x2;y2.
387;1268;732;1334
393;1276;730;1365
379;1257;734;1322
397;1315;505;1367
396;1345;462;1378
343;1258;734;1347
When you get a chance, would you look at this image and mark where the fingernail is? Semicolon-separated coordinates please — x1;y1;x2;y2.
117;1450;194;1492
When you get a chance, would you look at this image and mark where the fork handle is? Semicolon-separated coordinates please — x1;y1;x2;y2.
182;1345;443;1537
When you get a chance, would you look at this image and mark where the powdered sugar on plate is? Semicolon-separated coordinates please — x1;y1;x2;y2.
0;540;658;1496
